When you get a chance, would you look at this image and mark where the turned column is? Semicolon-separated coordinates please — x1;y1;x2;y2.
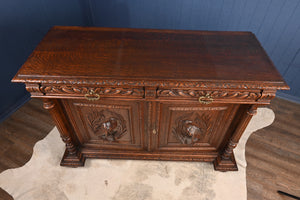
213;105;258;171
43;98;85;167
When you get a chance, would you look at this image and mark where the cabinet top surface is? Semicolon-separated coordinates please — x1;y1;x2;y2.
13;26;288;89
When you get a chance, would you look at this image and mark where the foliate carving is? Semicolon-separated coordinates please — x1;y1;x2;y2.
157;89;261;99
20;78;288;90
258;91;276;101
173;112;212;145
39;85;144;97
87;110;127;142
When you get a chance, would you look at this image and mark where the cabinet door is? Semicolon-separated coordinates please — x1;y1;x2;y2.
156;102;239;152
62;99;144;151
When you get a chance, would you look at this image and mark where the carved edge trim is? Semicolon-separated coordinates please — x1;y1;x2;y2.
25;83;42;95
20;78;288;90
157;89;262;100
38;85;144;97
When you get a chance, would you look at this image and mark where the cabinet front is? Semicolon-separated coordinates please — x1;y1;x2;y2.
156;102;239;152
62;99;144;151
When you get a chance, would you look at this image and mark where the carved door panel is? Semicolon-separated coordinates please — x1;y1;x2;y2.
156;102;239;152
62;99;144;151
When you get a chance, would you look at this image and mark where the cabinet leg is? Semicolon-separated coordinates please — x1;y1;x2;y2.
43;98;84;167
214;105;257;172
60;149;85;167
213;140;238;171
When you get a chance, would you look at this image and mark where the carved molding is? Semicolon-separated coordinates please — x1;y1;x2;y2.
247;105;258;116
221;140;238;160
25;83;41;94
42;99;55;110
87;110;127;142
61;135;77;155
157;89;261;99
173;112;212;145
39;85;144;97
258;91;276;101
21;78;288;90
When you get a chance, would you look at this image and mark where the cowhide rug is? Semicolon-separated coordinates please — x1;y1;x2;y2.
0;108;274;200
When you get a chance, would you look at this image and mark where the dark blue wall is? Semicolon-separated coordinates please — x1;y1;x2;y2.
1;0;299;122
0;0;86;121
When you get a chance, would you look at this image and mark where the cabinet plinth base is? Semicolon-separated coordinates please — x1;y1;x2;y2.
60;149;86;167
213;154;238;172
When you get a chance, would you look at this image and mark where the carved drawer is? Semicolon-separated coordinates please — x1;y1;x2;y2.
12;26;289;171
39;85;145;100
156;88;262;103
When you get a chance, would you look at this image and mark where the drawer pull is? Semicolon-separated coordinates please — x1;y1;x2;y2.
198;94;213;104
85;89;100;101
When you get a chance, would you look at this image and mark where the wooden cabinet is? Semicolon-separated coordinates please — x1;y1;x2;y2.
12;26;289;171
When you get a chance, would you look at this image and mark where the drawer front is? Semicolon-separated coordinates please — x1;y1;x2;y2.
156;102;239;151
39;85;145;99
62;99;144;150
156;89;262;103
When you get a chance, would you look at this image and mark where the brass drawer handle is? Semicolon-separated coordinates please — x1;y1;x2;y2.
85;89;100;101
198;94;213;104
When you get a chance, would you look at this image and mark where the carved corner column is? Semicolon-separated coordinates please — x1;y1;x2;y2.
213;105;258;171
43;98;85;167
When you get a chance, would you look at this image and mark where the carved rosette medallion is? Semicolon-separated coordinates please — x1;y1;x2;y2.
173;112;212;145
87;110;127;142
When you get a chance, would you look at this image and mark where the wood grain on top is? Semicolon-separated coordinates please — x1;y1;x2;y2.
13;26;288;89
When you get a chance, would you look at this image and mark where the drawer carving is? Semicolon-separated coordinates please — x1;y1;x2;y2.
12;27;288;171
157;89;261;100
40;85;144;97
87;110;127;142
173;112;212;145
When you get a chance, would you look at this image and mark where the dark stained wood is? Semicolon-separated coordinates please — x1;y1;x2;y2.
12;26;288;89
0;97;299;199
11;27;289;171
42;98;85;167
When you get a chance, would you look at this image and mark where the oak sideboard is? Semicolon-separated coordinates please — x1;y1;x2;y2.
12;26;289;171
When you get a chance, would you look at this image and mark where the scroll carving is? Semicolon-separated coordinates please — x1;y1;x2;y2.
258;91;276;101
39;85;144;97
173;112;212;145
157;89;261;100
87;110;127;142
21;78;288;90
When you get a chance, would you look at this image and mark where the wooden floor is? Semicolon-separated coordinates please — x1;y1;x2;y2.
246;98;300;200
0;98;299;200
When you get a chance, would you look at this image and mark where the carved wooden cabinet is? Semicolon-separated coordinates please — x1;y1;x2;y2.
12;26;289;171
